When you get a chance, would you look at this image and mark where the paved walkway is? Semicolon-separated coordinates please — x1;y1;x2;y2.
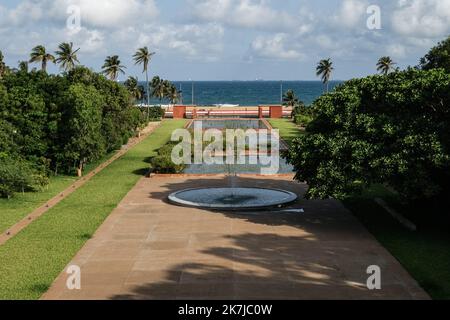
42;175;429;300
0;123;160;246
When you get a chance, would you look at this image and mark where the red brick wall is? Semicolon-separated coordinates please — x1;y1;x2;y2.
269;105;283;118
173;105;187;119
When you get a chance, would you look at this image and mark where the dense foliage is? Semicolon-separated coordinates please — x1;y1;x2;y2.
0;67;150;197
286;68;450;202
420;36;450;73
150;142;185;174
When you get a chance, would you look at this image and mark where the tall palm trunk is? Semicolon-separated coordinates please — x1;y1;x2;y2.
146;69;150;121
42;60;46;72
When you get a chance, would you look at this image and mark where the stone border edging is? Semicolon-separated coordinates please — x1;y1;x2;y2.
374;198;417;231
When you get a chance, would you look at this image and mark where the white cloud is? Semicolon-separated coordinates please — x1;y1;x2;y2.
0;0;159;29
250;34;304;60
0;0;223;63
1;0;450;79
332;0;368;29
53;0;159;29
190;0;297;31
137;23;225;60
391;0;450;38
386;43;407;58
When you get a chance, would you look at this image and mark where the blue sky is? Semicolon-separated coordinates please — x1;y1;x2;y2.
0;0;449;80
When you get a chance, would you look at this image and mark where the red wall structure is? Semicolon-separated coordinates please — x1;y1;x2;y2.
173;105;187;119
268;105;283;118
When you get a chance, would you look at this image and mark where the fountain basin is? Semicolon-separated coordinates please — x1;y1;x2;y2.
168;187;298;210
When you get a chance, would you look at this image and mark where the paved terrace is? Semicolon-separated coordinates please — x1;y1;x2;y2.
43;175;428;300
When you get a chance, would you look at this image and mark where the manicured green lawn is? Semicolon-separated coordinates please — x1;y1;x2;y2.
0;120;187;300
268;118;304;145
0;176;76;234
345;187;450;300
273;119;450;300
0;152;115;234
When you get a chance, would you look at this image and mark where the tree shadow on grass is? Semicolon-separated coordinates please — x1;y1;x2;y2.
133;168;151;176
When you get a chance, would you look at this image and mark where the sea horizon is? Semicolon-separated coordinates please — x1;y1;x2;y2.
139;80;343;106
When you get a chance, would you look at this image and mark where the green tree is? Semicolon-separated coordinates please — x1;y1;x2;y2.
59;84;106;176
286;68;450;202
0;119;48;198
1;73;49;160
65;67;145;152
101;55;126;81
166;84;180;104
0;51;6;79
282;89;299;107
29;45;55;72
124;76;145;102
316;58;334;93
18;61;29;73
150;76;165;102
377;56;396;75
420;36;450;73
0;154;48;198
55;42;80;72
133;47;155;116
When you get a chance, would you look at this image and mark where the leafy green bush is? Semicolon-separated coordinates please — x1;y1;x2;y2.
0;155;48;198
294;114;313;127
292;104;312;117
286;68;450;202
146;106;165;121
150;142;185;174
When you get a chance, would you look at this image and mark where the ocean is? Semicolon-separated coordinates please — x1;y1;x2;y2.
141;81;342;106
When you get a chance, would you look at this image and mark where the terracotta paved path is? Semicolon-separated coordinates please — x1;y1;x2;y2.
42;175;429;300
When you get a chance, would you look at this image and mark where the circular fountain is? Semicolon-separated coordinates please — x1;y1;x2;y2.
168;187;298;210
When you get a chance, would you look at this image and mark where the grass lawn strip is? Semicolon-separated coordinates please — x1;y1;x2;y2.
0;120;187;300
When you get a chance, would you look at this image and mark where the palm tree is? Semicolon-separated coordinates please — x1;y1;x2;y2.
282;89;299;107
124;76;145;102
101;55;126;81
55;42;80;72
316;58;334;93
29;45;55;72
166;84;180;104
0;51;6;79
150;76;166;102
376;56;396;75
133;47;155;109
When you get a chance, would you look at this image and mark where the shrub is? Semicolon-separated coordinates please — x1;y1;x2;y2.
150;142;185;174
146;106;165;121
0;154;48;198
294;114;313;127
